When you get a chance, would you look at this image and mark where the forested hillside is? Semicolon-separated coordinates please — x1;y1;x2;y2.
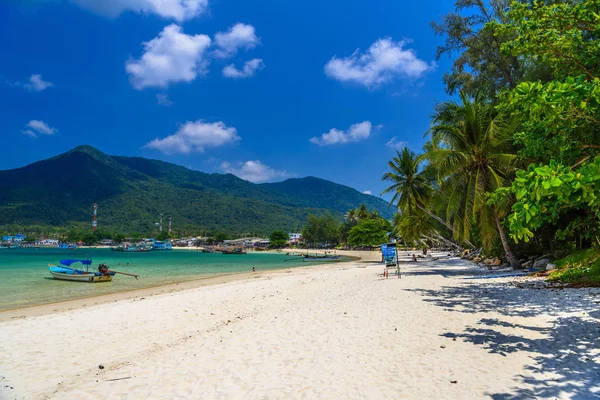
0;145;392;234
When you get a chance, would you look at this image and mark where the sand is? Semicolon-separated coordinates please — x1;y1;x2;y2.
1;251;599;399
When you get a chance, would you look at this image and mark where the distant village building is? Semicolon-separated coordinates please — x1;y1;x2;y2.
38;239;59;246
224;237;264;247
172;238;198;247
2;234;26;242
288;233;302;243
255;239;271;248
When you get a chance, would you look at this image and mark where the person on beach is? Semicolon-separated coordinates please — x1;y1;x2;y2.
412;254;417;262
252;267;256;272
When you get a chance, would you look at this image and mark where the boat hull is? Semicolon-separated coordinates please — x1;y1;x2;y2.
49;265;114;283
49;271;113;282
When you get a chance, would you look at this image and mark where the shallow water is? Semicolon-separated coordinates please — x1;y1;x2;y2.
0;248;326;310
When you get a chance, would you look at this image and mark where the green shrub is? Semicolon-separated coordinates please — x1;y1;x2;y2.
548;248;600;286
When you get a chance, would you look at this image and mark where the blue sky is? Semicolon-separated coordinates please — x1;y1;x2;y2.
0;0;454;198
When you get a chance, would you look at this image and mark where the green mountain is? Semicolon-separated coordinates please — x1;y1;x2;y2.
0;145;393;234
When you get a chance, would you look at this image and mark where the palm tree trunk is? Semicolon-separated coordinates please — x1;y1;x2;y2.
494;215;522;269
416;204;474;248
431;232;461;250
417;204;451;230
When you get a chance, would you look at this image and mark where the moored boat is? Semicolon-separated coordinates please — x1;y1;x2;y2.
303;255;341;262
48;259;115;283
222;247;247;254
111;244;151;252
152;241;172;250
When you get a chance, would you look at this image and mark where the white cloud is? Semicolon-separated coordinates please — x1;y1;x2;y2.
21;129;38;138
221;160;288;183
362;190;372;195
126;24;211;90
156;93;173;106
214;23;260;58
145;120;239;154
21;120;57;137
386;136;407;150
222;58;264;79
25;74;53;91
324;38;433;88
69;0;208;22
310;121;374;146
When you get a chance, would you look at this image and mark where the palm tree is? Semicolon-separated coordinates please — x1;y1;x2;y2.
382;147;455;234
357;204;370;221
425;91;521;268
382;148;431;215
344;208;359;225
393;212;435;245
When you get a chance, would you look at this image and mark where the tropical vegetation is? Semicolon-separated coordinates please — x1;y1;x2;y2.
302;205;392;248
269;230;289;248
382;0;600;276
548;248;600;287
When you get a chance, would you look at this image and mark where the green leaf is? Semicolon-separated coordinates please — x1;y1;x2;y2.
551;177;563;187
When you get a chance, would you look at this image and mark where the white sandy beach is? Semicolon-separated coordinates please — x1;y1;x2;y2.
1;251;599;399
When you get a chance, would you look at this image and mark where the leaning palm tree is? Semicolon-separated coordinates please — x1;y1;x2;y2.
393;211;436;245
425;91;521;268
382;147;457;235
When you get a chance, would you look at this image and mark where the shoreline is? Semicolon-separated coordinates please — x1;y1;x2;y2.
0;250;371;322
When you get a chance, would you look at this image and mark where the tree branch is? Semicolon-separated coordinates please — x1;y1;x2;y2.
571;156;591;170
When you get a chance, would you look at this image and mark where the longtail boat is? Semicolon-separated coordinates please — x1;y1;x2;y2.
303;254;341;262
222;247;247;254
48;259;115;283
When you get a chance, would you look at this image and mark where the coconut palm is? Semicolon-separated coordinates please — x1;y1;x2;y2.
357;204;370;221
344;208;359;225
382;147;457;234
425;91;521;268
381;148;432;215
392;211;435;245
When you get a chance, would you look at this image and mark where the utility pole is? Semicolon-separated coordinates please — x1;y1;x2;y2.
92;203;98;231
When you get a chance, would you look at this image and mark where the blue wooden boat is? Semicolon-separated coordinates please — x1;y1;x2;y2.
111;244;150;252
48;259;115;283
152;241;172;250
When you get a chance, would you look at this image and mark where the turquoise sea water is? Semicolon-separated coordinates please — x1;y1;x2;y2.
0;248;331;311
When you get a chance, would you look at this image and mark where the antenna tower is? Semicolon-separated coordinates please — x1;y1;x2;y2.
92;203;98;231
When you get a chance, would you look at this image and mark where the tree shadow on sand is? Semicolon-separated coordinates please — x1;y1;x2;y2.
406;273;596;318
405;260;600;399
400;257;508;279
443;316;600;399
